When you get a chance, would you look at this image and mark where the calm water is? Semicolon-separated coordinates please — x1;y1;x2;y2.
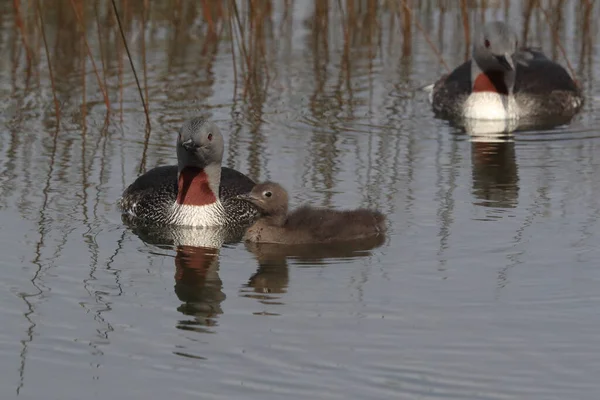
1;1;600;399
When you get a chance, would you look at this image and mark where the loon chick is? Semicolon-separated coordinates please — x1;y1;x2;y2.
237;182;387;244
118;118;258;227
430;21;583;121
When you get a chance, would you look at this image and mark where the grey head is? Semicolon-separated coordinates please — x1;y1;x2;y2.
473;21;518;73
237;181;289;219
176;117;225;172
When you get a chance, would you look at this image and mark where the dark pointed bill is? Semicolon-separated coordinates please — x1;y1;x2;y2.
495;54;514;71
182;139;199;151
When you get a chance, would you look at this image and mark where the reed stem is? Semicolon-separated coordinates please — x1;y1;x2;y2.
111;0;151;127
69;0;110;113
36;0;59;125
538;1;577;79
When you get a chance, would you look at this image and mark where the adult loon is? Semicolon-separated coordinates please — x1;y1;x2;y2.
118;117;258;227
429;21;584;121
236;182;386;244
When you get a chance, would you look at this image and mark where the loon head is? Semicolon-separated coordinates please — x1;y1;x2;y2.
175;118;225;207
473;22;518;73
237;182;289;226
176;117;224;172
472;22;518;94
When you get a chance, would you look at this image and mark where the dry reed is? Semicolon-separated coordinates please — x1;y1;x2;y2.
7;0;595;128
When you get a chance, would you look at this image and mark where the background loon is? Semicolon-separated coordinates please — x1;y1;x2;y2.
430;21;584;121
118;118;258;228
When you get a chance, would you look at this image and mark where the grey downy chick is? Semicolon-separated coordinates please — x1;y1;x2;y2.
237;182;387;244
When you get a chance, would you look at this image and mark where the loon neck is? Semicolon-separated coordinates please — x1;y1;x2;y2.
471;57;516;95
472;71;511;95
176;165;221;206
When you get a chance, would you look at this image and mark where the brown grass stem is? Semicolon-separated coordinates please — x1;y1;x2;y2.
398;0;449;72
522;0;537;45
227;4;239;97
202;0;216;36
537;1;577;79
69;0;110;113
35;0;59;126
230;0;252;93
142;0;149;118
94;0;109;105
111;0;151;127
460;0;470;62
13;0;33;67
401;0;412;56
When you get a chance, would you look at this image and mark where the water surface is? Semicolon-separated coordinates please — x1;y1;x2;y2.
1;1;600;399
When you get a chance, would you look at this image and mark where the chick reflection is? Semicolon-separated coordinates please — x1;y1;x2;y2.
471;140;519;208
241;235;386;301
241;242;291;300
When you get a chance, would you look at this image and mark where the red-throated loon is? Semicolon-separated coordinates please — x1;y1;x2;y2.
118;117;258;227
428;21;584;121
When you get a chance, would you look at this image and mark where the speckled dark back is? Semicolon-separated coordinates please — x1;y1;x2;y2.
432;50;583;119
119;165;178;225
219;167;259;226
512;49;583;117
219;167;255;199
432;60;473;119
119;165;258;226
513;51;580;94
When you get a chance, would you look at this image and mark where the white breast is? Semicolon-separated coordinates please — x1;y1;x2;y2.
169;201;227;227
463;118;519;140
463;92;519;120
169;226;229;248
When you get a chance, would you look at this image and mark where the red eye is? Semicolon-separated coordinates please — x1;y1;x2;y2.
207;133;213;141
484;39;490;48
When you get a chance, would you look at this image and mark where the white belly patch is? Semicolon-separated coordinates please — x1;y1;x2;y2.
169;201;227;227
463;92;519;120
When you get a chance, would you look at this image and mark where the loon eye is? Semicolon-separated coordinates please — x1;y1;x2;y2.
484;39;490;49
207;133;213;141
264;191;272;198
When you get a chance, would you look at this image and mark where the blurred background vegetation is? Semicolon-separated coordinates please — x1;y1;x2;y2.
5;0;596;129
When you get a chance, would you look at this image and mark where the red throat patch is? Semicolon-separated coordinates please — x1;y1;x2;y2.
177;167;217;206
472;71;509;95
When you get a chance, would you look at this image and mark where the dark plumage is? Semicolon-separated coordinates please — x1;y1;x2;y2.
237;182;387;244
432;53;583;120
118;118;258;227
119;165;257;226
431;21;583;120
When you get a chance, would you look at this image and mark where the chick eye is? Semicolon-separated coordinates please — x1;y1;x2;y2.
264;191;272;198
207;133;213;141
484;39;490;48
